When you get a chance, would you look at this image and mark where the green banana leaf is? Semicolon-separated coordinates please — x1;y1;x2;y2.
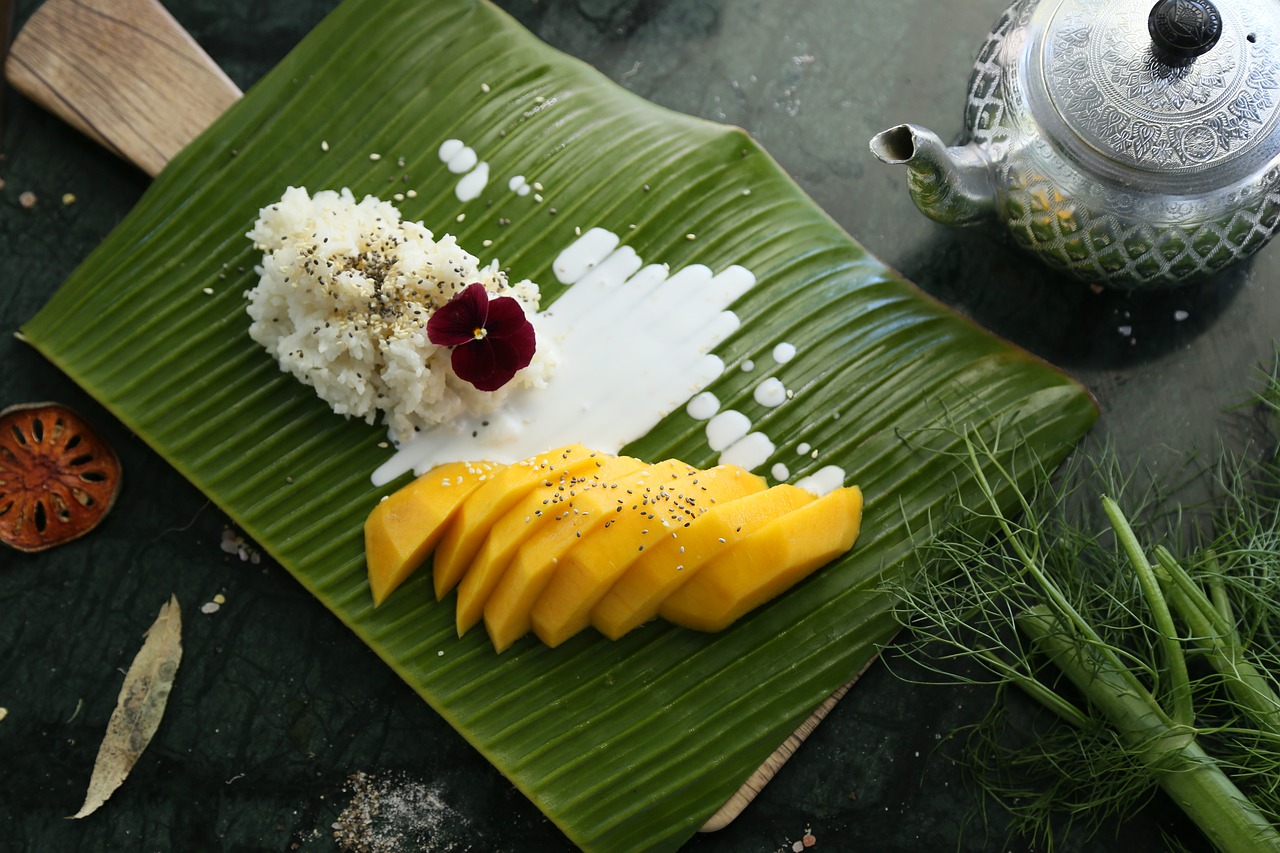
19;0;1097;850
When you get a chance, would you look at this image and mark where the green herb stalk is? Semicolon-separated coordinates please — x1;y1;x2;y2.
894;430;1280;851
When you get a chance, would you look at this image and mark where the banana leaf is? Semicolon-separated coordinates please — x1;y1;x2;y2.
19;0;1098;850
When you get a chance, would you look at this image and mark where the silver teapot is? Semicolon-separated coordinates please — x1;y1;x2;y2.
871;0;1280;288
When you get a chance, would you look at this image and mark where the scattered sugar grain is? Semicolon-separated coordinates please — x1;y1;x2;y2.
61;193;77;206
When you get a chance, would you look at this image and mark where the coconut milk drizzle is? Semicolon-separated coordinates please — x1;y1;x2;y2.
374;228;751;485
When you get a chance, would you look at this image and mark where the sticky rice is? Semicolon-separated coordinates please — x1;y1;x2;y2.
244;187;552;442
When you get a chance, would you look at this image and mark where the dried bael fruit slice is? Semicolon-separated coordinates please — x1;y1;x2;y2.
0;402;122;552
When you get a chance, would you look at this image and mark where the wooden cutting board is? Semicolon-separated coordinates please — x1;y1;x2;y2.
3;0;867;831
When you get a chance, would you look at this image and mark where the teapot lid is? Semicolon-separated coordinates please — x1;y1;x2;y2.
1029;0;1280;188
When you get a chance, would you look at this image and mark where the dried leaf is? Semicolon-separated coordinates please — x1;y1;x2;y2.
70;595;182;819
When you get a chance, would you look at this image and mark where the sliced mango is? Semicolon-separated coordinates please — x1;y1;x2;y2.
455;453;646;636
659;485;863;632
479;455;660;650
432;443;603;600
531;464;768;647
591;483;817;639
364;460;504;606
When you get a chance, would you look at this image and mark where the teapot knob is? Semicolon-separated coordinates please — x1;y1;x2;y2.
1148;0;1223;64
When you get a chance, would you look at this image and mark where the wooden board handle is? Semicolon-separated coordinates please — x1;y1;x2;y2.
4;0;242;176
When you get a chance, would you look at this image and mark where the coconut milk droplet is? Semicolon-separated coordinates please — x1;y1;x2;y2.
686;391;720;420
771;462;790;481
438;139;464;162
796;442;812;455
445;146;478;174
706;410;751;452
741;360;755;372
508;175;532;197
455;162;490;202
754;377;787;408
794;465;846;496
721;432;775;471
772;342;797;364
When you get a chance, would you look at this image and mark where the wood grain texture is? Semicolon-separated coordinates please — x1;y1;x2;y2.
4;0;240;176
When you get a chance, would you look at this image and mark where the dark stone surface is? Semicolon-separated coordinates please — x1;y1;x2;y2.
3;0;1268;850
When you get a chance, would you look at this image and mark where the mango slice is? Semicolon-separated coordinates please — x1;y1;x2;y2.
531;464;768;648
590;483;816;639
659;485;863;632
480;455;661;651
364;460;504;606
432;444;603;600
361;443;865;652
455;453;646;636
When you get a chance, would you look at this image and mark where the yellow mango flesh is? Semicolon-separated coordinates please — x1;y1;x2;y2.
531;464;768;648
364;460;504;607
591;483;816;640
480;455;657;651
454;453;644;636
432;443;602;600
659;486;863;632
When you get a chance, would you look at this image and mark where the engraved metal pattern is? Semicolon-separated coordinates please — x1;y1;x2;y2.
956;0;1280;286
1043;0;1280;172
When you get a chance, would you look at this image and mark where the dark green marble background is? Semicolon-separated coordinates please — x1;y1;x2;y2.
4;0;1267;850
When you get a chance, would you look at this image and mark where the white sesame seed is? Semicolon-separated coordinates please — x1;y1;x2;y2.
481;82;491;93
369;152;381;161
321;140;329;152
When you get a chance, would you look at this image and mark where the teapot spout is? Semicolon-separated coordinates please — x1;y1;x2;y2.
870;124;994;227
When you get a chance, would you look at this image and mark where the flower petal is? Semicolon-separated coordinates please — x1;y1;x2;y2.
451;340;505;391
483;296;536;369
427;283;490;346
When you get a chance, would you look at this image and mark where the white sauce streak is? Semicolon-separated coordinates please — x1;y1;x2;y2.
373;228;753;485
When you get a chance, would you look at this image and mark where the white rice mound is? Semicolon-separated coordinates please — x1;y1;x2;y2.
244;186;553;442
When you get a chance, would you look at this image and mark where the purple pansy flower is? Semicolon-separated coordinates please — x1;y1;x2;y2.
426;282;536;392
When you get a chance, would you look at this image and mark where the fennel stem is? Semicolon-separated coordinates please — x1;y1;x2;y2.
1019;606;1280;853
